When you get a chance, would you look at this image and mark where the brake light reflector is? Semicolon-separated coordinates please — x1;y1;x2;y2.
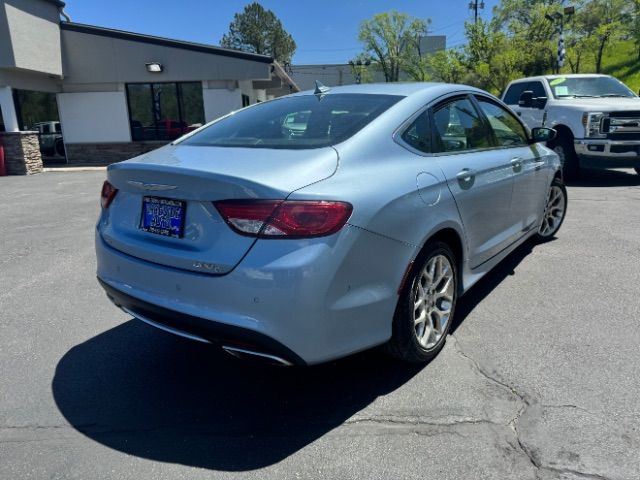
100;180;118;209
214;200;352;238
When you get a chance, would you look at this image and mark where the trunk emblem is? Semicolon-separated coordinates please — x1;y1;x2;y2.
127;181;178;191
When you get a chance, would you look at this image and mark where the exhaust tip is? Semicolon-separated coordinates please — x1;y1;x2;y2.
222;345;293;367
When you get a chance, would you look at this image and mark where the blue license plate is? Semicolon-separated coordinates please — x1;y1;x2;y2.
140;196;186;238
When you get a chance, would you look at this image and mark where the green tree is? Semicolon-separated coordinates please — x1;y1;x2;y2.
220;3;296;64
631;0;640;60
463;20;524;94
585;0;628;73
358;11;429;82
424;49;467;84
493;0;560;75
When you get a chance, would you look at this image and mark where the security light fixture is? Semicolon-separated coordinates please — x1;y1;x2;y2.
145;62;163;73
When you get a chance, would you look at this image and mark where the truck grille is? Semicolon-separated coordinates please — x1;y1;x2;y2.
604;111;640;140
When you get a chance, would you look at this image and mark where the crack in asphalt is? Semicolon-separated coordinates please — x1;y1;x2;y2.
450;334;615;480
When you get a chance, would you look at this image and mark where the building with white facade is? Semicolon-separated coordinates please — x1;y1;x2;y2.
0;0;298;169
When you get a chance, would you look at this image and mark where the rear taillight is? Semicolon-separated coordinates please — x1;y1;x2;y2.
214;200;352;238
100;180;118;209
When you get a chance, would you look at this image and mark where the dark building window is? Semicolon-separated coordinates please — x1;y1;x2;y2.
126;82;205;141
12;89;60;130
242;94;250;108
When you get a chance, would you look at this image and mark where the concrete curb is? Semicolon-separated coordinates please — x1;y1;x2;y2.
43;166;107;172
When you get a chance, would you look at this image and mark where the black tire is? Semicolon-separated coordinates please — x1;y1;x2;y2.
549;136;580;180
55;139;65;157
533;178;567;243
385;241;458;363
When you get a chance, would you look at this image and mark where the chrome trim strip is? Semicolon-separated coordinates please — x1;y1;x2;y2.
122;306;212;344
126;181;178;191
221;346;293;366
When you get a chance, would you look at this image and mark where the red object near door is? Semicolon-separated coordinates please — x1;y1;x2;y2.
0;141;6;176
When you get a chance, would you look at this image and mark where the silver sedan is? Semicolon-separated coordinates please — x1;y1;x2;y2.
96;82;567;366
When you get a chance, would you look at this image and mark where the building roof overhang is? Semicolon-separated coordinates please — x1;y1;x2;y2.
60;22;274;64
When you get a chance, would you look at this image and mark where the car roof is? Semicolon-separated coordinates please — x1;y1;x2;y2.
292;82;486;98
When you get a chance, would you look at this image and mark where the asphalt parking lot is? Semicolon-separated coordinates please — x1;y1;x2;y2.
1;169;639;480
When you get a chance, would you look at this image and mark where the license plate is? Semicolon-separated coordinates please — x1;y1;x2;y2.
140;196;186;238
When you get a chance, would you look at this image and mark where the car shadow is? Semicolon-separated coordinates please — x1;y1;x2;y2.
451;239;537;334
52;322;425;471
567;168;640;188
53;239;543;472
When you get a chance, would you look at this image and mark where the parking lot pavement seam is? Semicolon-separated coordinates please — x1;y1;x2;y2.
345;415;502;428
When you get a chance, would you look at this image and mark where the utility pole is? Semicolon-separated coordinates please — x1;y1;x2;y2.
469;0;485;23
546;2;575;73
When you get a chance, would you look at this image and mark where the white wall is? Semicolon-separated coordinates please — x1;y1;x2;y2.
203;87;242;123
57;91;131;143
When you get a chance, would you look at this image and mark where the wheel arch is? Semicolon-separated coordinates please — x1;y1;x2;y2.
550;124;574;143
399;224;466;296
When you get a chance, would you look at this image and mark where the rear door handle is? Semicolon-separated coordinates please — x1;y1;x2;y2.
511;157;523;171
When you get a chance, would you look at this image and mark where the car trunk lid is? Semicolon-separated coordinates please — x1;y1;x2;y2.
100;145;338;274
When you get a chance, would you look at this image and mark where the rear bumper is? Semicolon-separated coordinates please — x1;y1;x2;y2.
96;225;413;365
574;139;640;168
98;278;306;366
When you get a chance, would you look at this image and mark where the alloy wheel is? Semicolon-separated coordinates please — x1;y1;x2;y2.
413;255;454;350
539;185;566;237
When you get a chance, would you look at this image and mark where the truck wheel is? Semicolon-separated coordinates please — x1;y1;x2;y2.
549;136;580;180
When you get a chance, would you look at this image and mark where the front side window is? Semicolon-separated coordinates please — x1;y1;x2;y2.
401;111;431;153
503;83;528;105
181;93;402;150
126;82;205;141
432;97;492;153
476;98;528;147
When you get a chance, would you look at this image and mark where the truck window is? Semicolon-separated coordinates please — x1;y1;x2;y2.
503;83;528;105
528;81;547;98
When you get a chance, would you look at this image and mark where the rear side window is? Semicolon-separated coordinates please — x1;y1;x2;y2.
401;111;431;153
432;98;492;153
181;94;403;150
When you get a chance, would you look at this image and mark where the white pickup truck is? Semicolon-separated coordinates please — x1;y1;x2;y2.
502;74;640;178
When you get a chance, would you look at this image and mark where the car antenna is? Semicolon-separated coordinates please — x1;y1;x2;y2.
314;80;330;98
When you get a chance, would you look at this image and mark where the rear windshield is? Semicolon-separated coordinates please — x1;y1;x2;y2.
180;93;403;149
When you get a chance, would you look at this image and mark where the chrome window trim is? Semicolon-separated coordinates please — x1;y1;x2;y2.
393;89;533;158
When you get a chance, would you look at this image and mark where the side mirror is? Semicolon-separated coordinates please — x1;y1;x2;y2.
518;90;534;108
532;96;548;109
531;127;556;143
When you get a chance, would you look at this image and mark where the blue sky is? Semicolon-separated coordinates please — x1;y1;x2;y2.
63;0;500;64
